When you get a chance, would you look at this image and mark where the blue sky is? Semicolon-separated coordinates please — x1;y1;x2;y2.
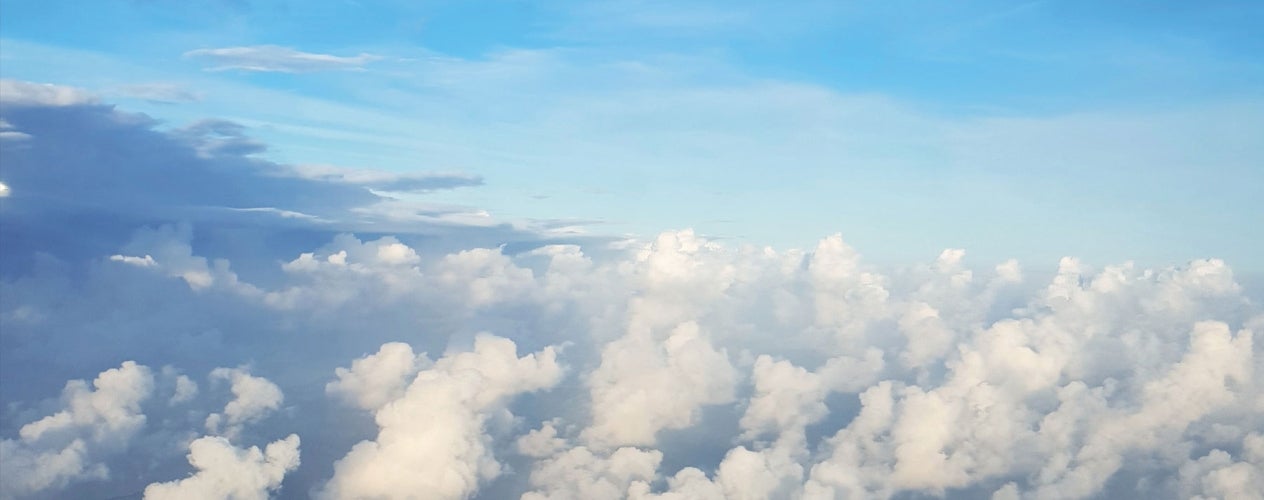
1;0;1261;270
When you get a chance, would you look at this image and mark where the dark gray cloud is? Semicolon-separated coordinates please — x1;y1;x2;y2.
0;104;374;219
0;91;586;282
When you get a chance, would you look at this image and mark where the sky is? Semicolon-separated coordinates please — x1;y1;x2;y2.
1;1;1263;500
1;0;1261;269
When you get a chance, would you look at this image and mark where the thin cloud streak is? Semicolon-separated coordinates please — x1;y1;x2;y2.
183;45;381;73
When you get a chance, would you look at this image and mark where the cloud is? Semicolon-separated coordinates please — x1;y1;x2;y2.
282;164;484;193
1;224;1260;499
204;367;284;440
1;82;1260;500
583;320;738;448
325;342;428;412
0;118;31;143
0;362;154;498
111;83;202;104
183;45;381;73
318;335;562;500
1178;432;1264;500
142;434;301;500
521;445;663;500
0;81;587;276
0;96;374;224
168;370;200;405
0;79;98;107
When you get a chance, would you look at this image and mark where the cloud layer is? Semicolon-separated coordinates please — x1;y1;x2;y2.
2;223;1258;499
1;86;1261;499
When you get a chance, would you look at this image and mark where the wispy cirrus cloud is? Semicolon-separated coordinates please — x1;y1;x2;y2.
183;45;381;73
111;82;202;104
282;164;484;193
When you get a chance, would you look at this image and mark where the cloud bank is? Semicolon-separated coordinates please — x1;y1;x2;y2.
0;79;582;275
1;84;1261;500
3;226;1258;499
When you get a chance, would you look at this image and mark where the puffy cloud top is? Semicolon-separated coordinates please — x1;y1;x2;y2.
318;335;562;500
143;434;301;500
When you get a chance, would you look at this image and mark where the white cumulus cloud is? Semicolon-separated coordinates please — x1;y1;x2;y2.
143;434;300;500
0;362;154;498
204;367;284;440
318;335;563;500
